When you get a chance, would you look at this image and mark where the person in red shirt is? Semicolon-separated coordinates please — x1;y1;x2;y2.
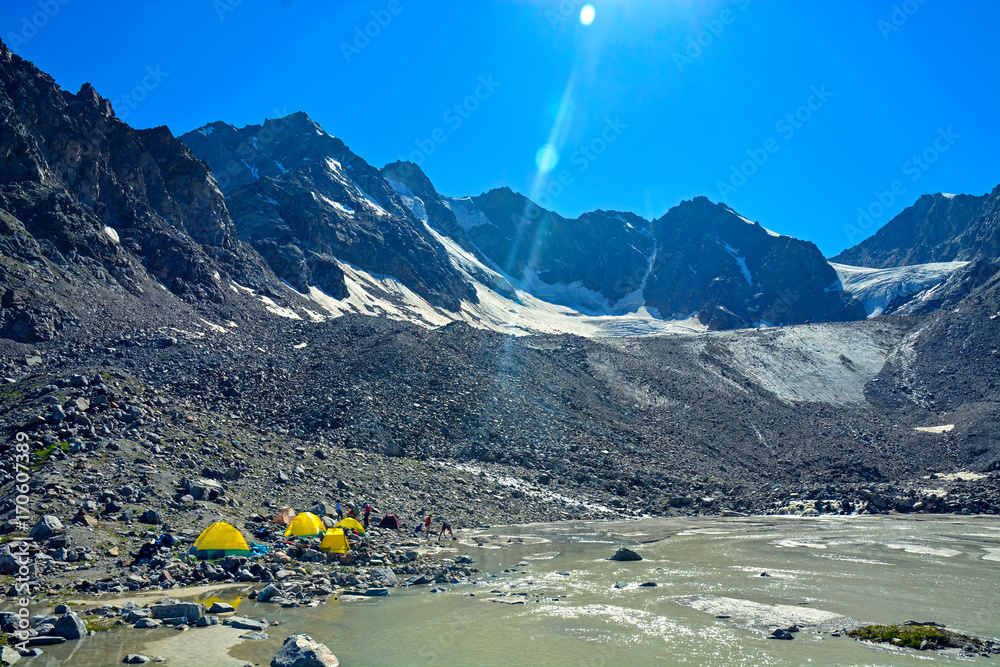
424;515;431;542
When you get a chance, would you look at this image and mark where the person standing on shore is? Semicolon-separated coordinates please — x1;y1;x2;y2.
424;515;432;542
438;518;456;541
335;501;343;521
363;502;372;530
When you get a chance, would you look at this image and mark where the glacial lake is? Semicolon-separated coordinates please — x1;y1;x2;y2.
33;515;1000;666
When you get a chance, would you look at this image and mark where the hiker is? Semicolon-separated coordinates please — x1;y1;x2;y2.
335;501;343;521
156;533;174;549
438;519;456;541
255;526;273;540
363;502;372;530
127;540;159;566
413;520;425;537
424;515;432;542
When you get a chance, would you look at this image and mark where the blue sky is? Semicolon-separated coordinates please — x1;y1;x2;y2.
2;0;998;256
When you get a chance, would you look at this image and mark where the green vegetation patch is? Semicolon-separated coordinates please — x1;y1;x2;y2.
32;441;70;467
83;616;122;633
848;624;993;653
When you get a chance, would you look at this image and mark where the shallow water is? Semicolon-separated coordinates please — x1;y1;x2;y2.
33;515;1000;666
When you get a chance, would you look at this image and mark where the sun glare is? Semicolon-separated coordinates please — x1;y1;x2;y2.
580;4;596;26
535;144;560;173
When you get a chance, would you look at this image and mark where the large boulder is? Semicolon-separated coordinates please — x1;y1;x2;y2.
52;612;87;640
149;602;204;623
271;634;339;667
29;516;64;541
609;547;643;562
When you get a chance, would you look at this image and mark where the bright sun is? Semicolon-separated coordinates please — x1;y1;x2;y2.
580;4;596;26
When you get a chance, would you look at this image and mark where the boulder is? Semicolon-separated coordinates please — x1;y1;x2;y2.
207;601;235;614
609;547;642;562
227;617;267;632
52;612;87;640
0;645;20;665
258;584;283;603
29;516;64;541
123;656;150;664
271;634;339;667
134;618;162;629
149;602;204;623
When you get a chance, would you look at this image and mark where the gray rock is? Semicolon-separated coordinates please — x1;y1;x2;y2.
227;616;267;631
769;628;794;640
609;547;642;562
0;645;20;665
240;632;270;640
364;588;390;597
0;611;21;633
195;616;220;627
123;655;150;664
614;581;628;589
29;516;64;541
53;612;87;640
53;604;70;614
134;618;162;629
27;637;65;647
258;584;283;603
370;567;399;587
207;602;235;614
51;405;66;422
149;602;204;623
270;634;340;667
139;510;162;525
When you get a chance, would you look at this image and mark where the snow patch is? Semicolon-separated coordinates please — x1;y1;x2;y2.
443;197;496;230
914;424;954;434
940;193;956;199
314;192;354;217
197;125;213;136
385;175;428;223
716;238;752;286
198;318;229;334
104;225;120;243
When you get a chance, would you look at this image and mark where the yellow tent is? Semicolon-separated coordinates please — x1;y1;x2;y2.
191;522;251;558
335;517;366;535
320;528;351;554
283;511;326;537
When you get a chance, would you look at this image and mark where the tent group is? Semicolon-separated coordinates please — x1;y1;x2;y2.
191;511;368;560
280;511;366;554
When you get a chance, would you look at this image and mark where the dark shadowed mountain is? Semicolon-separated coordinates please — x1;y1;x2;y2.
832;187;1000;268
0;39;298;343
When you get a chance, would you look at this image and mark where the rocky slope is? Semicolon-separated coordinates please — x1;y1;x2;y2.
832;187;1000;268
0;39;310;345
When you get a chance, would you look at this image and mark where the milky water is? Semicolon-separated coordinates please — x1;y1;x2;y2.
33;516;1000;666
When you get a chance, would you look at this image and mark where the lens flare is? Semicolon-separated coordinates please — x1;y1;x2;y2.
580;4;596;25
535;144;559;173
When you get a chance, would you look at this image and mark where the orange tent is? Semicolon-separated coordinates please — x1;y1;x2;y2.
272;507;296;526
